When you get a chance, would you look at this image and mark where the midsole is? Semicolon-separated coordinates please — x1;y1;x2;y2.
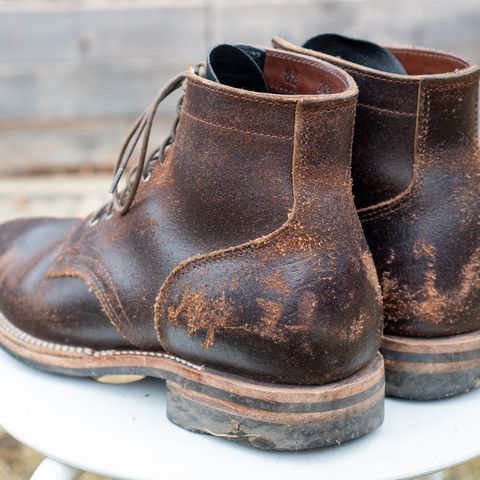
381;329;480;373
0;312;384;413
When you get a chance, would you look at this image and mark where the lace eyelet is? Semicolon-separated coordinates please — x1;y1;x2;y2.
89;217;100;227
101;69;189;215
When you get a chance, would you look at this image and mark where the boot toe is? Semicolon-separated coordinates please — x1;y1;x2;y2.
0;217;130;349
0;216;79;315
0;217;74;262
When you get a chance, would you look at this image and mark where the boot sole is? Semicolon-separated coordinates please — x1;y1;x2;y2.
0;312;384;451
381;329;480;400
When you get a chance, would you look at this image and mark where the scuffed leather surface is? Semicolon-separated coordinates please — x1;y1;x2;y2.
0;48;383;384
275;37;480;338
352;104;416;208
0;218;127;348
361;70;480;336
0;74;298;350
273;37;418;209
156;98;383;385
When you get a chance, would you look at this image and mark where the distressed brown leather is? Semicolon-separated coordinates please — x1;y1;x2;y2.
0;48;382;384
275;37;480;338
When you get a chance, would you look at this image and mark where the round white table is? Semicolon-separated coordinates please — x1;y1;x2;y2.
0;348;478;480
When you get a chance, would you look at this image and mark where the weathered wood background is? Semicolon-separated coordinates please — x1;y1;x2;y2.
1;0;479;175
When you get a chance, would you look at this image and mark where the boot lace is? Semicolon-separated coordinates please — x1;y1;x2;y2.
89;64;205;225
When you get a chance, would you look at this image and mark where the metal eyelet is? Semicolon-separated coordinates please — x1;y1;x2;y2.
89;217;100;227
142;171;152;183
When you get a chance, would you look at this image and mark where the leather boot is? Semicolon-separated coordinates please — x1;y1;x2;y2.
275;34;480;400
0;45;384;449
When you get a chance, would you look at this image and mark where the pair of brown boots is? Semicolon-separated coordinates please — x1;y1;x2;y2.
0;34;479;451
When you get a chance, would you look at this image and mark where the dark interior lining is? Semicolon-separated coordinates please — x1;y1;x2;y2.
206;44;269;92
206;44;350;95
303;34;407;75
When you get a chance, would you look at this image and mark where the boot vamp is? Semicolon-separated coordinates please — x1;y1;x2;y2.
0;217;129;349
0;157;289;351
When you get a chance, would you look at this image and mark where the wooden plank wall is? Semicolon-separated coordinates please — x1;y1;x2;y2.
1;0;479;175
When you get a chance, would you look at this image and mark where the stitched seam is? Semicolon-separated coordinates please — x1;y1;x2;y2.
342;65;418;85
272;39;419;85
359;83;430;222
188;78;297;107
359;77;479;220
154;102;351;340
0;313;203;370
181;110;293;140
49;223;144;345
423;79;479;91
271;85;296;94
153;106;351;278
390;48;470;67
48;262;141;348
49;267;125;338
76;253;135;335
358;102;416;116
475;83;479;149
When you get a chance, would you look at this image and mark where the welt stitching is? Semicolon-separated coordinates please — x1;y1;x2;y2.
358;102;416;116
188;78;296;107
0;313;203;369
181;110;293;140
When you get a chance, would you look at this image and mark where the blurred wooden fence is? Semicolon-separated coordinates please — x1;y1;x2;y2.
1;0;479;175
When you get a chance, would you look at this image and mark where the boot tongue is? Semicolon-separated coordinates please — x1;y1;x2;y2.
303;33;407;75
206;44;269;93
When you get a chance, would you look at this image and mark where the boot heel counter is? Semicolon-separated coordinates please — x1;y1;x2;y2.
155;97;383;385
154;226;382;385
362;71;480;336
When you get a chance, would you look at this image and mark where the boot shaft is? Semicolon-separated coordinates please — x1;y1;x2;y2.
273;37;480;210
156;48;383;384
275;36;480;338
170;48;357;245
0;47;382;386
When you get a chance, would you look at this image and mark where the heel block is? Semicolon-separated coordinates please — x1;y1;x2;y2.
166;353;385;451
382;330;480;400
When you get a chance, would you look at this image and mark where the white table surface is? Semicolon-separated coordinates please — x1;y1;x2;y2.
0;347;479;480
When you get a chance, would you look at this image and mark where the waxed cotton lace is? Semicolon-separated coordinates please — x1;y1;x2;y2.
89;64;205;225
